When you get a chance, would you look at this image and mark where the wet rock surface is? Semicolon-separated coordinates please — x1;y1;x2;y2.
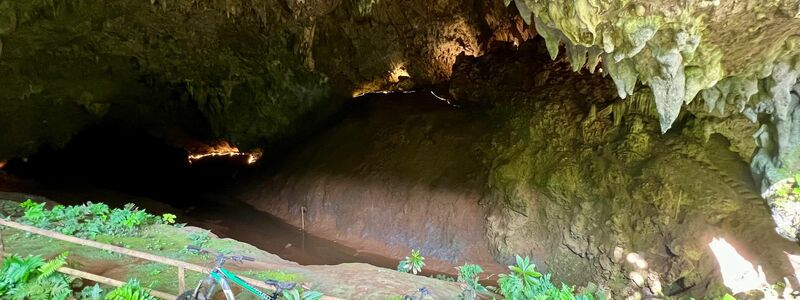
239;40;800;297
239;92;507;275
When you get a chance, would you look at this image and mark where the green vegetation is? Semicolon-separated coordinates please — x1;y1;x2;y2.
497;255;543;298
105;280;158;300
79;284;105;300
188;230;212;249
0;252;158;300
397;249;426;275
19;199;177;239
496;255;598;299
456;264;487;300
161;213;177;225
9;200;322;300
395;251;600;299
0;252;72;299
775;174;800;202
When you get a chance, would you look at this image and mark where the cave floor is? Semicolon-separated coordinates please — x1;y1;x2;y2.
0;195;467;299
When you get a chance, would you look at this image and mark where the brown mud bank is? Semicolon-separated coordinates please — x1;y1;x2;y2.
237;40;800;298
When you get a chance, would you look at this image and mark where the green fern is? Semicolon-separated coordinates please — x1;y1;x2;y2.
104;279;157;300
38;251;68;278
0;254;45;291
20;199;47;225
0;253;74;300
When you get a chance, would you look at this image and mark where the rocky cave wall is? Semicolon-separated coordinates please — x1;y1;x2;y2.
0;0;528;158
453;42;800;297
236;41;800;298
1;0;798;187
238;93;507;275
511;0;800;188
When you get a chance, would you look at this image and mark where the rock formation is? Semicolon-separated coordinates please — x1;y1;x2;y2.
510;0;800;187
1;0;797;186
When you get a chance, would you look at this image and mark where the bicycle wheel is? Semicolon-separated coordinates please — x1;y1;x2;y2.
176;291;209;300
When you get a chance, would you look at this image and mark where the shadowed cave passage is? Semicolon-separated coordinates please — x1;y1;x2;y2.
0;94;503;279
0;123;398;268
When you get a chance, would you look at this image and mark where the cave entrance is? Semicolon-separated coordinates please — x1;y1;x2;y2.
0;123;402;269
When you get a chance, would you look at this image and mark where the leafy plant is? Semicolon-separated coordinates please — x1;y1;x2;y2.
281;288;324;300
496;255;596;300
457;264;487;300
18;200;177;239
398;249;426;275
188;230;212;248
0;252;73;300
20;199;47;225
79;284;105;300
497;255;542;298
775;174;800;199
161;213;177;224
720;294;736;300
104;279;157;300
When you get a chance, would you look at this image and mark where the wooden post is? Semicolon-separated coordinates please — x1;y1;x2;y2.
0;226;4;255
178;266;186;294
301;206;306;231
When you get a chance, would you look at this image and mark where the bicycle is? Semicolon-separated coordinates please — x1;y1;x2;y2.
177;245;298;300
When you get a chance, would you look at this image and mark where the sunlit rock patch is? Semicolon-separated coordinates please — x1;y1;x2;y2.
709;237;800;298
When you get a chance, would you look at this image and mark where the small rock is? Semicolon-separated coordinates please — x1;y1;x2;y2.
629;271;645;286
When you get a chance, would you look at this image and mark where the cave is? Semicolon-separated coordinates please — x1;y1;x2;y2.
1;0;800;299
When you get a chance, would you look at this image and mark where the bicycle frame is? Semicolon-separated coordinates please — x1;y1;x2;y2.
190;266;273;300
